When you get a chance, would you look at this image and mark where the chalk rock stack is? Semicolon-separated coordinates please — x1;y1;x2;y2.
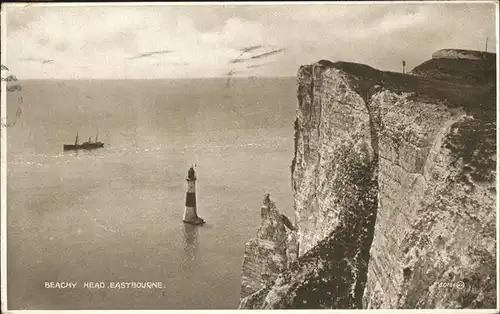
239;194;297;302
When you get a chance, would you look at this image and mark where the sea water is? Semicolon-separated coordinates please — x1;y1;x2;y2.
6;77;296;309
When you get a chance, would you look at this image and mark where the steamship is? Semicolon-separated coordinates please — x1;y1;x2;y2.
63;131;104;151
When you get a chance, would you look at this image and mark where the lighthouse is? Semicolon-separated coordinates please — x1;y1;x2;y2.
183;166;205;225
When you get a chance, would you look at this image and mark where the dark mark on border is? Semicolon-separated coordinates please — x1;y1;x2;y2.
1;64;24;128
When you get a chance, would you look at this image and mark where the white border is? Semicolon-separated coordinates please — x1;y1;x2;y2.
5;0;500;6
495;0;499;310
1;3;8;313
0;1;499;314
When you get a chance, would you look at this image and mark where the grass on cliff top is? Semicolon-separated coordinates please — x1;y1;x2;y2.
432;49;496;60
316;59;496;121
410;58;496;86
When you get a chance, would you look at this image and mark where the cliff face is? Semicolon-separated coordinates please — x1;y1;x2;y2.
239;50;496;309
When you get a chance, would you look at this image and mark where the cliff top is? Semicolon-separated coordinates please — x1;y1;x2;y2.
312;50;496;121
432;48;495;61
411;57;495;86
307;49;496;184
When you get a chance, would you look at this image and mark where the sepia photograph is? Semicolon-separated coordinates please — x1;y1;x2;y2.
0;1;498;311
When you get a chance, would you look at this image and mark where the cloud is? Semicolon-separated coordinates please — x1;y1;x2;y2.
3;3;497;79
6;5;40;33
128;50;175;60
247;63;268;69
240;45;264;54
229;45;285;64
21;58;54;64
250;48;286;60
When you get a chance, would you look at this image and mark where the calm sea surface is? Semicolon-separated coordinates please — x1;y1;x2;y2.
6;77;296;309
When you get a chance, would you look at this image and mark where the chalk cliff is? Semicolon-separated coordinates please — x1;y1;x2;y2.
239;49;496;309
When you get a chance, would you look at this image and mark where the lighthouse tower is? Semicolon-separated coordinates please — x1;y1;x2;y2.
183;166;205;225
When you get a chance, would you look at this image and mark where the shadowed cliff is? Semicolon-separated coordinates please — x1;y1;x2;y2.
239;49;496;309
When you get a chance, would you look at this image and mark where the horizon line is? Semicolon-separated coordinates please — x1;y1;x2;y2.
14;75;297;81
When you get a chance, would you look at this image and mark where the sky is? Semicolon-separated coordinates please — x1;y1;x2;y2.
2;1;498;79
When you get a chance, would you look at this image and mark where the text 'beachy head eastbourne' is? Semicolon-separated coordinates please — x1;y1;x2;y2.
44;281;166;289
